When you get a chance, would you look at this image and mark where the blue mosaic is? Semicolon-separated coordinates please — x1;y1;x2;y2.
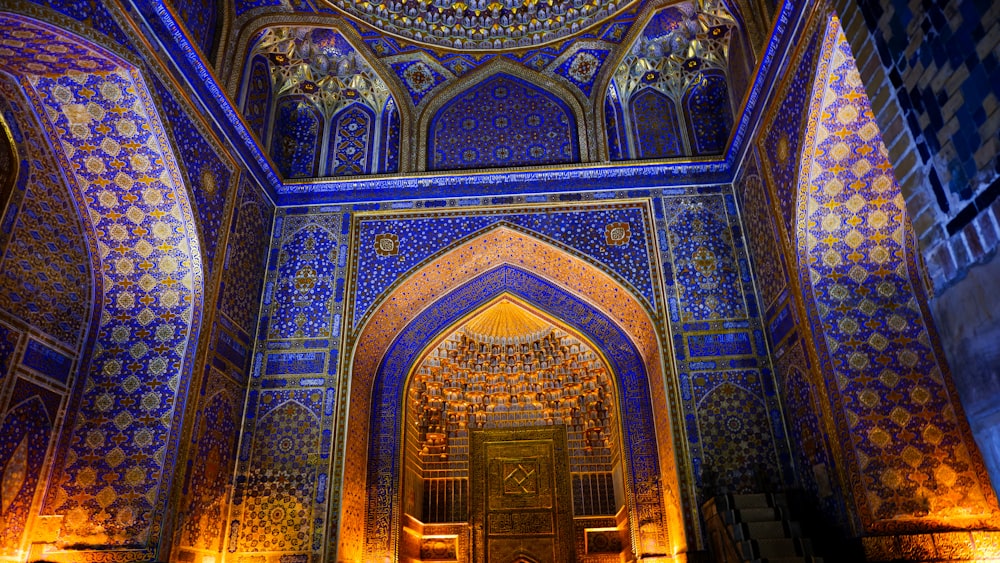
0;378;59;555
266;351;326;375
553;48;609;97
661;195;747;321
0;324;17;380
631;88;683;158
604;85;626;161
687;332;753;357
268;217;342;338
378;98;400;174
389;60;446;106
353;205;656;325
153;73;233;273
428;74;578;171
21;339;72;384
684;71;733;156
271;97;323;179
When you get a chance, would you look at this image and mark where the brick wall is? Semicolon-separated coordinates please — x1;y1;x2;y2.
829;0;1000;290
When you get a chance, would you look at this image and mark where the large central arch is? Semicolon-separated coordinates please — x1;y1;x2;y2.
339;225;689;562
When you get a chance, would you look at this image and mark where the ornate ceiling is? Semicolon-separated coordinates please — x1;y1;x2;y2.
224;0;752;181
317;0;637;51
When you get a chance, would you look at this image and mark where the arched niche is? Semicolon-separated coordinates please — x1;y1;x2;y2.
339;225;690;562
416;60;592;171
229;18;414;175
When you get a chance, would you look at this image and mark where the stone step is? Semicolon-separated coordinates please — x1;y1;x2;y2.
731;519;801;540
738;537;813;560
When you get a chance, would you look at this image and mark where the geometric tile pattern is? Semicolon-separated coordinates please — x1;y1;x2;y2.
0;14;204;547
758;12;824;240
0;78;92;348
0;380;58;559
235;394;322;554
268;214;342;339
341;221;675;562
353;204;656;326
152;73;234;274
661;195;746;321
630;88;683;159
178;386;240;552
552;48;609;98
735;150;787;312
220;176;274;334
797;17;996;529
167;0;217;55
363;265;665;560
695;378;781;494
428;74;579;171
856;0;1000;204
0;324;18;381
684;71;733;156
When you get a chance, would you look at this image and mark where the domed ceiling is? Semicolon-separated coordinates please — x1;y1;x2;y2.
318;0;635;51
225;0;754;182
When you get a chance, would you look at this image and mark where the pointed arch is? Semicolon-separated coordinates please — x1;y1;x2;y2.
0;12;206;550
338;225;689;562
416;59;593;171
792;14;999;531
224;15;415;172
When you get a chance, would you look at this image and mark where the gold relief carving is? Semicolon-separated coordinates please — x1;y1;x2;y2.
420;536;458;560
472;426;575;563
584;529;623;554
489;512;554;535
502;460;540;495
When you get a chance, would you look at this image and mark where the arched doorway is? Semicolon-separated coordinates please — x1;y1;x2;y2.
339;225;689;562
400;295;626;562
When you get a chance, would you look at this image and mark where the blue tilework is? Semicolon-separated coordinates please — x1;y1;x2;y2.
758;18;823;239
177;383;241;551
235;0;283;17
693;373;782;493
0;379;59;557
21;339;73;384
389;60;446;106
236;391;324;553
34;0;132;51
428;74;579;171
328;104;375;177
630;88;683;158
0;324;18;381
553;48;610;97
378;98;400;174
366;265;664;551
684;71;733;156
221;176;274;334
153;73;233;273
271;97;323;179
353;205;655;326
734;151;787;311
169;0;217;55
268;215;342;338
243;55;273;144
1;19;205;544
796;21;992;524
661;195;746;321
604;85;626;161
0;79;92;347
857;0;1000;204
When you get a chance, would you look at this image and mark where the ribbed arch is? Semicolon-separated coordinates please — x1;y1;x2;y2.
339;225;688;563
0;12;205;550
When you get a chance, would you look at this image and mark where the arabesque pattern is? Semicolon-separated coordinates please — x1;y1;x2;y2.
798;17;996;527
0;14;203;547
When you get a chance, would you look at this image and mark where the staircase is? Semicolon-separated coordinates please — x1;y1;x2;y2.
702;493;824;563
